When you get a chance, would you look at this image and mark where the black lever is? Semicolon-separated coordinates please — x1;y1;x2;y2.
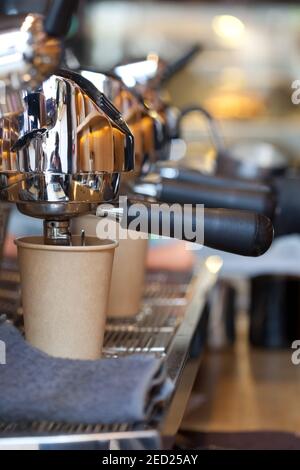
44;0;80;38
121;200;273;257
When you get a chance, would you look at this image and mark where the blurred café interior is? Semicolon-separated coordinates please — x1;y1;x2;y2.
0;0;300;450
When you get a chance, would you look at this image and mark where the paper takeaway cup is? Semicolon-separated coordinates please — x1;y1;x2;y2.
72;216;148;318
107;234;148;318
15;236;118;359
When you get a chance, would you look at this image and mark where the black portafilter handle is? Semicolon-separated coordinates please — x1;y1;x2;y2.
156;179;276;219
44;0;80;38
120;200;274;257
202;208;273;256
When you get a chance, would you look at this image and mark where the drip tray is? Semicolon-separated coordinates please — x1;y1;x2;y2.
104;305;183;356
0;260;218;450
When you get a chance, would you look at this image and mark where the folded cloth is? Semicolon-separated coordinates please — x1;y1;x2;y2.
0;321;173;425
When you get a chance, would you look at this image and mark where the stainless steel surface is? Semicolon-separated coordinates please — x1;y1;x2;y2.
0;425;160;450
0;71;134;225
0;14;61;117
0;260;219;449
0;202;11;284
131;181;161;199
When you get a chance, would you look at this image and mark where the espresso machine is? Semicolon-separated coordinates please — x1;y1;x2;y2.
119;50;300;238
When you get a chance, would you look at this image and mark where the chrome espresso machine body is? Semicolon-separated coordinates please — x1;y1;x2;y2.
0;71;134;244
0;13;61;118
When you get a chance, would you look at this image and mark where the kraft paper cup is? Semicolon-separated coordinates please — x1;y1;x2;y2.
72;216;148;318
15;235;118;360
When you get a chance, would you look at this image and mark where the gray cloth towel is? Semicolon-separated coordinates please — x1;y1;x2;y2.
0;321;173;425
